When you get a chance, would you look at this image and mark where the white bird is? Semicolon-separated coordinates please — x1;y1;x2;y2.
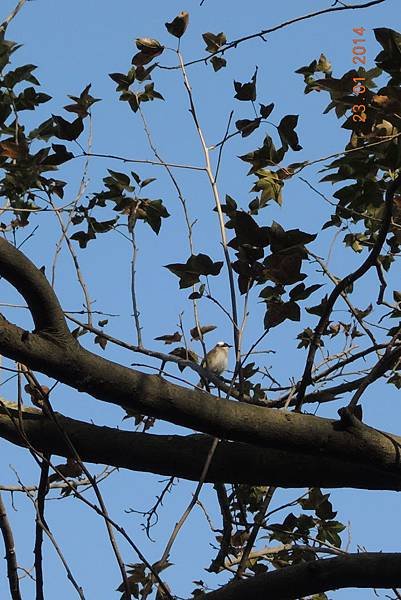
198;341;231;388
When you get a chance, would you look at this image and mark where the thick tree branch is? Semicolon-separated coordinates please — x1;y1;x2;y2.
0;238;70;341
1;239;401;485
201;552;401;600
1;403;401;491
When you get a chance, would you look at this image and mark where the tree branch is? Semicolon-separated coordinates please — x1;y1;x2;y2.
1;403;401;491
296;173;401;410
0;492;21;600
0;238;70;341
201;552;401;600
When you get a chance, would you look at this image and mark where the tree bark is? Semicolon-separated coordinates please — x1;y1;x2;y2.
1;403;401;490
201;553;401;600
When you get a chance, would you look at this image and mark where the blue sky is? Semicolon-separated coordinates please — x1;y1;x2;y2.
0;1;400;598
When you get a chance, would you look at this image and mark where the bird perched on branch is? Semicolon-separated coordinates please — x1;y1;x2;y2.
198;341;231;388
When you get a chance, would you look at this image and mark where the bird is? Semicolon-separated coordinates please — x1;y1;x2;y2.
198;341;231;388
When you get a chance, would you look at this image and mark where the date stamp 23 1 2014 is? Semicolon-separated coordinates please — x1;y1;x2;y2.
351;27;368;124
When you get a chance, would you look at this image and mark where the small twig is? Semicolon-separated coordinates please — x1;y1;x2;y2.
177;50;241;386
296;173;401;410
0;0;27;32
215;111;234;181
208;483;233;573
142;437;220;600
12;470;86;600
34;453;50;600
77;151;205;172
348;331;401;410
0;492;21;600
130;225;143;347
48;193;94;326
235;486;276;578
158;1;387;70
309;250;377;347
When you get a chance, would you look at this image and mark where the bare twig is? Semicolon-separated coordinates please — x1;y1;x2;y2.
34;454;50;600
296;173;401;410
0;492;21;600
77;151;205;172
177;50;241;387
235;486;276;579
158;1;387;70
0;0;27;32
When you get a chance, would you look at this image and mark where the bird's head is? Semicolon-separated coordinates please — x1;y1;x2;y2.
216;341;231;349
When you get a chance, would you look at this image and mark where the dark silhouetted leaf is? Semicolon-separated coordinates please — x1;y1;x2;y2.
277;115;302;151
190;324;217;340
202;32;226;53
234;68;257;101
154;332;182;344
165;12;189;39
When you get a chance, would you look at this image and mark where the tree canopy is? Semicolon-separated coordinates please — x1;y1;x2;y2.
0;1;401;599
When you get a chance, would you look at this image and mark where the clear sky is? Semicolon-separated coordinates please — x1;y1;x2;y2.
0;1;400;599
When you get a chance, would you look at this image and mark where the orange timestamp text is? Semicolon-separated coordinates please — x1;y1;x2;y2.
351;27;367;123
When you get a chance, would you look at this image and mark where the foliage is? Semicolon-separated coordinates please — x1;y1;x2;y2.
0;3;400;600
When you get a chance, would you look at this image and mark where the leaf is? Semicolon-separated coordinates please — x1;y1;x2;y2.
135;38;163;52
239;134;285;172
188;283;205;300
269;222;316;253
0;139;27;159
141;199;169;234
306;295;329;317
374;28;401;83
70;229;96;248
190;324;217;340
277;115;302;151
132;38;164;66
52;115;84;141
289;283;322;301
169;347;199;371
234;68;257;101
64;83;100;117
211;56;227;72
45;144;74;166
227;211;270;248
317;53;332;74
107;169;131;187
165;254;223;288
263;254;305;285
235;118;261;137
165;12;189;39
264;300;300;329
154;332;182;344
94;334;108;350
140;177;156;188
259;102;274;119
202;32;226;53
